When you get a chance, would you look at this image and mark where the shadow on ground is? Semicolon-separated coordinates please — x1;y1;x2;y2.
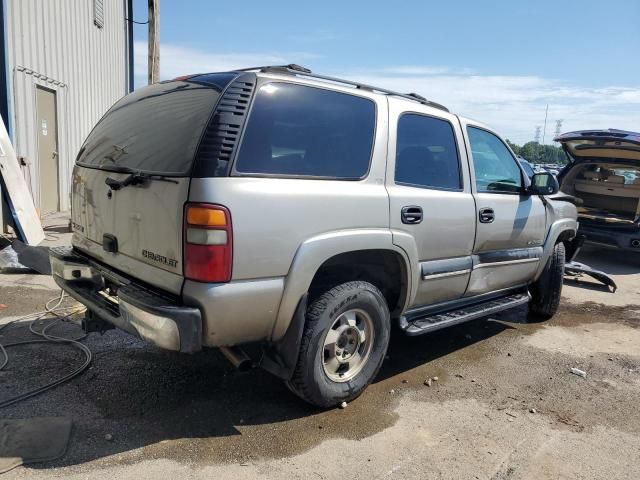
0;307;521;468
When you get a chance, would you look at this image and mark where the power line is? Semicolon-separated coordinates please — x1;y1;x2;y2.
125;17;148;25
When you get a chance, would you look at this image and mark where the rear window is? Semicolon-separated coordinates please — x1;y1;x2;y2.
76;77;231;176
234;83;376;179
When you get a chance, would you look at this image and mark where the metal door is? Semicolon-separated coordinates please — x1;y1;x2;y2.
36;87;59;213
460;120;547;296
387;102;476;308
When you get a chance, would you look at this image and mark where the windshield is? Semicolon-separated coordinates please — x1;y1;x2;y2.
76;78;230;176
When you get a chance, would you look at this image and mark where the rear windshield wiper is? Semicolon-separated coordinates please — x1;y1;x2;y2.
105;171;179;191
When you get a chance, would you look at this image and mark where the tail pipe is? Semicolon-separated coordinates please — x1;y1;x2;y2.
219;346;253;372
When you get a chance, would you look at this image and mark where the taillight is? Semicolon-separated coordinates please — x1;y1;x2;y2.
183;203;232;282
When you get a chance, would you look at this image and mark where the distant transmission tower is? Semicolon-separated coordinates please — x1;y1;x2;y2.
534;126;542;144
554;119;564;140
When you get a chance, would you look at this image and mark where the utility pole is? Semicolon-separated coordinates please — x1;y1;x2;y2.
148;0;159;84
554;119;563;140
541;104;549;145
539;104;549;163
534;126;542;144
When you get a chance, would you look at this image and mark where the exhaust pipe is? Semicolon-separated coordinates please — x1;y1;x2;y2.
631;239;640;248
219;346;253;372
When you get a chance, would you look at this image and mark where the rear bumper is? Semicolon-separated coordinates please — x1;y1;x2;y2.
578;224;640;252
50;246;202;353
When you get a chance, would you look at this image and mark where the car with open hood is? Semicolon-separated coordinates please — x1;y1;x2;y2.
556;129;640;251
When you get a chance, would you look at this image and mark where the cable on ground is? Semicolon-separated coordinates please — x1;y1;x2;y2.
0;290;92;409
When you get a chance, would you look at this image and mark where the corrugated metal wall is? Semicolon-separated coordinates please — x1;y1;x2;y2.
5;0;130;212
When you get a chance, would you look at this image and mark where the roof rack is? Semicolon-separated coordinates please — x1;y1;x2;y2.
235;64;449;112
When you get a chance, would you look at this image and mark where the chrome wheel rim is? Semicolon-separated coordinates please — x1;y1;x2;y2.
322;308;374;382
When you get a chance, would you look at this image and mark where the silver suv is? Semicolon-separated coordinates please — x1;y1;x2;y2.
50;65;578;408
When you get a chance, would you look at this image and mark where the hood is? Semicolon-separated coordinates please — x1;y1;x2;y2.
554;129;640;164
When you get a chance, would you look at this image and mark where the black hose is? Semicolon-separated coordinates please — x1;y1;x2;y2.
0;292;93;409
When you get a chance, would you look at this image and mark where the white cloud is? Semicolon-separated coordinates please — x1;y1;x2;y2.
133;42;640;144
381;66;476;76
133;41;318;87
346;70;640;144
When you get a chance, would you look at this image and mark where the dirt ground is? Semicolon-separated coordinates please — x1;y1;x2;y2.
1;233;639;479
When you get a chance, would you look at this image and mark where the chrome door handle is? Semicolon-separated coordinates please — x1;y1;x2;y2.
479;208;495;223
401;206;423;224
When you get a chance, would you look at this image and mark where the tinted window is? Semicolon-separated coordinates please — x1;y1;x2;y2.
468;127;523;193
76;78;231;175
395;114;461;190
235;83;375;178
519;159;535;178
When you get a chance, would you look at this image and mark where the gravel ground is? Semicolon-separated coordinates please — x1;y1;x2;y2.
1;241;639;479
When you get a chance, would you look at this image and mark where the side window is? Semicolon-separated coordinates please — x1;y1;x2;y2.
234;83;376;179
467;127;523;193
395;114;461;190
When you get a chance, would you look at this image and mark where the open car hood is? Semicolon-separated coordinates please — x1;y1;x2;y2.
555;129;640;164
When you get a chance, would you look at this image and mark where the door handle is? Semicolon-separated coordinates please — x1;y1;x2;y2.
479;207;495;223
401;206;423;224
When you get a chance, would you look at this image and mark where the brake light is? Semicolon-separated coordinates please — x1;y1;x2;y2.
184;203;232;282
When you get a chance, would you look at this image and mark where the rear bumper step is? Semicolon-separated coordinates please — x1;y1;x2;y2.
49;246;202;353
402;292;530;336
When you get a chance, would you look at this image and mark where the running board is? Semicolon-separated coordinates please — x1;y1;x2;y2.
402;292;531;336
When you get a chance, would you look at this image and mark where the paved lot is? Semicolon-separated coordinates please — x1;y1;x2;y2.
1;235;639;479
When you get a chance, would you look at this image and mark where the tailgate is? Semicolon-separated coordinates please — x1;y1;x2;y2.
555;129;640;162
71;168;189;294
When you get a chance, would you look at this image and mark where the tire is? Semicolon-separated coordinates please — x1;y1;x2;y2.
286;281;390;408
529;242;565;320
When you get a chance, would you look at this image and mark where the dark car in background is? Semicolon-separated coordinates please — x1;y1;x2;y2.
556;129;640;252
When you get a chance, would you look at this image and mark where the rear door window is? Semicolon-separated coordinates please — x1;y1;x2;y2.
234;83;376;179
395;113;462;190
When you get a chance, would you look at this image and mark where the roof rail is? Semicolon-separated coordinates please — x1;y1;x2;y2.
235;64;449;112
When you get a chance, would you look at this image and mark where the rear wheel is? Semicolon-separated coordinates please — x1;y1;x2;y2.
529;242;565;320
286;281;390;408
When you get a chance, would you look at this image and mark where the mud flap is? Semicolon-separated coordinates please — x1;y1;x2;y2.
564;261;617;292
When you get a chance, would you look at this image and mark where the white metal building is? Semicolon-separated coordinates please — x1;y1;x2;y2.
0;0;133;226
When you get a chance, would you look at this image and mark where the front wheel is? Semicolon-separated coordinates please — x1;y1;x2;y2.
286;281;390;408
529;242;565;320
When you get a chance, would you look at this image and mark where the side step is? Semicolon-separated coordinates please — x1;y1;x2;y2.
402;292;530;336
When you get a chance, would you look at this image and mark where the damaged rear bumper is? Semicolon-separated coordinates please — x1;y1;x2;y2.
49;246;202;353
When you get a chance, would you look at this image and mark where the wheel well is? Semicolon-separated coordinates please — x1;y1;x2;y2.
308;250;408;316
557;229;575;243
558;229;578;261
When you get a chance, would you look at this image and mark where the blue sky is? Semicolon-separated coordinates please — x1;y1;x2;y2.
132;0;640;144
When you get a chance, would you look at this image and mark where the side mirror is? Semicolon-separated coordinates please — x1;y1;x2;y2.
528;172;559;195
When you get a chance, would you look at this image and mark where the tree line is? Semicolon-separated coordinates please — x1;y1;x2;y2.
506;140;569;165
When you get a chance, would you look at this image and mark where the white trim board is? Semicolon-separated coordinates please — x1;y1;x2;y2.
0;117;45;245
